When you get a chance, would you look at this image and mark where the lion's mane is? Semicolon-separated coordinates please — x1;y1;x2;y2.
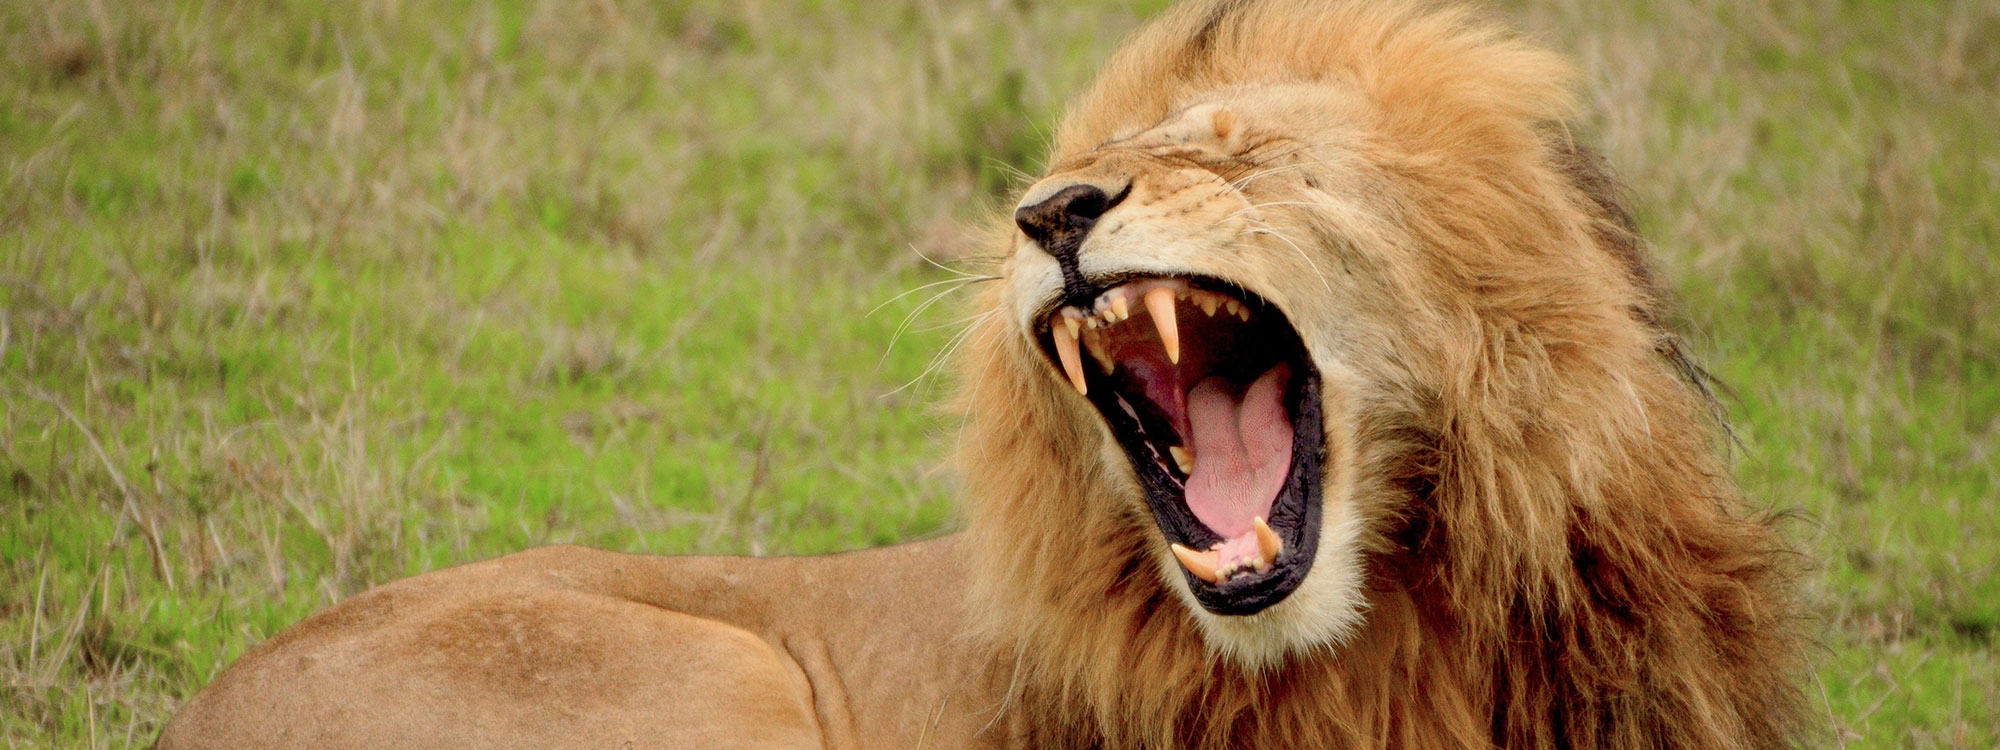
953;1;1806;747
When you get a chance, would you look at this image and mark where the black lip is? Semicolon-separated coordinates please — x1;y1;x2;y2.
1039;277;1326;616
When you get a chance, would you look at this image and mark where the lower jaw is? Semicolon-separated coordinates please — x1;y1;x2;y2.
1109;366;1328;617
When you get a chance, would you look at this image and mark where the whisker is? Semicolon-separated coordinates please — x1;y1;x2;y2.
884;309;1001;398
1243;222;1335;298
882;279;990;367
868;274;1000;318
1221;200;1334;223
984;157;1038;186
1229;161;1324;189
907;242;994;280
914;310;1001;333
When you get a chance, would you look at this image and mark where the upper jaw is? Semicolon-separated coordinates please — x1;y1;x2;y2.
1031;274;1328;616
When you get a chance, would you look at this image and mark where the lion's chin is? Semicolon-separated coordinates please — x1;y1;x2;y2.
1036;275;1333;621
1168;491;1372;670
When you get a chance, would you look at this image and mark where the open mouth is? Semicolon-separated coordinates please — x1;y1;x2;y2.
1040;276;1324;616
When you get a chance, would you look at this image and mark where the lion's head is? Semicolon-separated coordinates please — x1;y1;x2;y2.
955;0;1802;746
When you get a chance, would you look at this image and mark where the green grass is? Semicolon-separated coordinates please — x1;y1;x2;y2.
2;0;1994;745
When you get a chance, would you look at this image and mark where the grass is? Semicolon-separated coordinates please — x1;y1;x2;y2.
0;0;1993;746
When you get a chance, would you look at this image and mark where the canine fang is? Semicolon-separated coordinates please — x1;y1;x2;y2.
1170;543;1220;583
1052;323;1087;396
1253;516;1282;566
1083;330;1115;374
1145;286;1180;364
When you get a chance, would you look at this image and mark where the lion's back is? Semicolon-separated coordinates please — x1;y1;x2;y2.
158;552;822;749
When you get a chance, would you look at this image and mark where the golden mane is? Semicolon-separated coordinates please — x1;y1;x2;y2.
955;1;1806;746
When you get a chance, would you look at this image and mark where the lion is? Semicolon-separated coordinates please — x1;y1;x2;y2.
159;0;1807;747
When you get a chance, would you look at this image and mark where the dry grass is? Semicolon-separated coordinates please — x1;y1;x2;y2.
1;0;1993;745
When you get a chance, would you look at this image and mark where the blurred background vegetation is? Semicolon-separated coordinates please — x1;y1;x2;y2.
1;0;1993;745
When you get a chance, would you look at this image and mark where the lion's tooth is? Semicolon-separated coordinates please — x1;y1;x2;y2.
1093;293;1119;325
1144;287;1180;364
1227;300;1250;321
1197;294;1219;317
1170;543;1220;584
1083;329;1115;374
1253;516;1282;568
1169;445;1194;474
1109;290;1131;322
1053;323;1088;396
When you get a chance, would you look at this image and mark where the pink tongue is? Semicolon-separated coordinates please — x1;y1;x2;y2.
1184;363;1293;540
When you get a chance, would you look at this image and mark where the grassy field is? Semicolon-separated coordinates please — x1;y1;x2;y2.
2;0;1993;745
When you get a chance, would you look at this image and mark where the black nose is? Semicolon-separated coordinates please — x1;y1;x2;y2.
1014;182;1128;303
1014;184;1117;249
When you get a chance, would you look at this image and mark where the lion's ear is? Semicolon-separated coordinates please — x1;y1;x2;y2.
1162;102;1249;156
1208;107;1240;143
1201;103;1250;155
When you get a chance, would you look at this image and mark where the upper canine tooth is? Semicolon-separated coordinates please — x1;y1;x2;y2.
1144;287;1180;364
1052;319;1088;397
1253;516;1283;568
1170;543;1221;584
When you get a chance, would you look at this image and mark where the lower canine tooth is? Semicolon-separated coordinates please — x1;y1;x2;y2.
1253;516;1283;567
1083;331;1114;374
1171;543;1221;584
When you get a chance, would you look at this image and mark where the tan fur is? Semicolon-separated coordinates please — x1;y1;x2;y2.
161;1;1805;747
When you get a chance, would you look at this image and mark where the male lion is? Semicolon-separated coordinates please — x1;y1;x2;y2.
161;0;1806;747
